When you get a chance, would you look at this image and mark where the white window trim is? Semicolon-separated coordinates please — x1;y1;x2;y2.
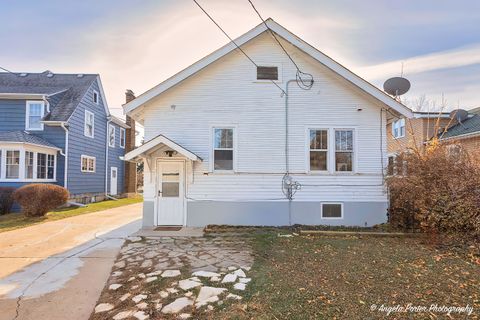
321;202;344;219
392;118;405;139
84;110;95;138
210;125;237;173
93;90;99;105
108;124;115;147
25;100;45;131
120;127;126;149
0;144;57;182
81;155;96;173
305;127;357;174
254;63;283;83
307;128;329;173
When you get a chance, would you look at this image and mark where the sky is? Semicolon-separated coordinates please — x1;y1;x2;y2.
1;0;480;119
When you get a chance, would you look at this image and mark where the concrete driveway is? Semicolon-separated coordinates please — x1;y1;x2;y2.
0;202;142;320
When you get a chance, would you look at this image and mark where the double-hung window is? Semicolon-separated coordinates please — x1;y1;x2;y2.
120;128;126;148
392;118;405;138
25;151;34;179
26;101;45;130
213;128;234;171
6;150;20;179
335;130;354;172
309;129;328;171
108;124;115;147
84;110;94;138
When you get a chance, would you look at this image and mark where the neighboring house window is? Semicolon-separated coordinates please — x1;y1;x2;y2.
6;150;20;179
322;203;343;219
81;155;96;173
84;110;94;138
257;66;278;80
392;118;406;138
93;90;99;104
335;130;354;172
120;128;126;148
26;101;45;130
108;124;115;147
25;151;34;179
387;155;395;176
309;129;328;171
213;128;234;171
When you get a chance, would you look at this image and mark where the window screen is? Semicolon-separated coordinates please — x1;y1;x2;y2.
322;203;342;218
257;66;278;80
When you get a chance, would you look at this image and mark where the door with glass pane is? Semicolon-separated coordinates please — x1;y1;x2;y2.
156;161;184;225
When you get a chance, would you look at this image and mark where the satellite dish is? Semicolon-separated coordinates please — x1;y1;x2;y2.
383;77;411;96
449;109;469;123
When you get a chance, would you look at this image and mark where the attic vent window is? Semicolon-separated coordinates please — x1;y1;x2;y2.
93;90;99;104
257;66;278;80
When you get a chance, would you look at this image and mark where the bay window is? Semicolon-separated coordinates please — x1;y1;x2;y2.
6;150;20;179
25;151;34;179
0;147;56;181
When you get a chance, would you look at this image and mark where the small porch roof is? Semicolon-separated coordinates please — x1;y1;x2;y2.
124;134;202;162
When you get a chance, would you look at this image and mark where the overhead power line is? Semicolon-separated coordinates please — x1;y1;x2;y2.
246;0;314;90
192;0;287;96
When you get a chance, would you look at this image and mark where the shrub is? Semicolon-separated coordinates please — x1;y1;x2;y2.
13;184;69;217
0;187;16;215
387;142;480;237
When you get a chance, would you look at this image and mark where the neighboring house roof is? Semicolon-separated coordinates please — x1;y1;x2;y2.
123;18;413;118
0;71;107;122
124;134;202;162
109;115;130;129
440;114;480;140
0;130;61;150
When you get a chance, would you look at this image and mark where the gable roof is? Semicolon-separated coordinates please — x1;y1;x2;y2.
440;114;480;140
0;130;61;150
0;71;108;122
123;18;413;118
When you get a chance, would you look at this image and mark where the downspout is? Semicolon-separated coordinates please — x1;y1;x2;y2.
105;118;112;196
284;80;297;226
60;123;69;189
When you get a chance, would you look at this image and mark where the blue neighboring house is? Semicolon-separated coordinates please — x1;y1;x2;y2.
0;71;129;204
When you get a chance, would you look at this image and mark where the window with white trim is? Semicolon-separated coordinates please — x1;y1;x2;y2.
26;101;45;130
120;128;126;148
84;110;94;138
322;203;343;218
213;128;234;171
392;118;406;138
93;90;99;104
6;150;20;179
309;129;328;171
81;155;95;173
335;130;354;172
108;124;115;147
25;151;34;179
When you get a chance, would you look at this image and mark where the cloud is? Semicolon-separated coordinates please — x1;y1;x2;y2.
356;44;480;79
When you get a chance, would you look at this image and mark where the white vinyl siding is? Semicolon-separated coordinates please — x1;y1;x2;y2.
81;155;96;173
84;110;95;138
26;101;45;130
140;32;387;203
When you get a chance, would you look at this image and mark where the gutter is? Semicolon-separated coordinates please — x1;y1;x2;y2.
60;123;69;189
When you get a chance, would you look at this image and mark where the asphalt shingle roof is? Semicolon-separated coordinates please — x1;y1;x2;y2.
0;71;97;121
0;131;59;149
441;114;480;139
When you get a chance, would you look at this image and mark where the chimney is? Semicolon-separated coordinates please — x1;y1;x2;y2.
124;89;137;195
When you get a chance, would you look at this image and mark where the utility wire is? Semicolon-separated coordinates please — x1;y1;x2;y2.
192;0;286;96
0;66;16;74
246;0;314;90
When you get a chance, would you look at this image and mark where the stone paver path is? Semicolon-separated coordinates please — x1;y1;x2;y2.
90;236;253;319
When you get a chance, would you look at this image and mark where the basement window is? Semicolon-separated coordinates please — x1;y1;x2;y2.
256;66;278;80
321;203;343;219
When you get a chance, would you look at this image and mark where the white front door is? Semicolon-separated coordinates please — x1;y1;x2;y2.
110;167;118;195
156;161;184;225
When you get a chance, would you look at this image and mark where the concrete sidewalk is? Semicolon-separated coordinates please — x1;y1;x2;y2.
0;202;142;320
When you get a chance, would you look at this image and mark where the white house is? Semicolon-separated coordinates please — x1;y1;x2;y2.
123;19;413;228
